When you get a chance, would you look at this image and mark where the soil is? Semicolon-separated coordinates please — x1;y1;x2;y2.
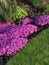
17;0;35;17
17;0;49;17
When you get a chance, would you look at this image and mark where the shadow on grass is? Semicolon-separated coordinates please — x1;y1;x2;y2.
28;25;49;40
0;55;16;65
0;56;9;65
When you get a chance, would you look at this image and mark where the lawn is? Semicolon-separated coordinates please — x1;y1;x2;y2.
6;27;49;65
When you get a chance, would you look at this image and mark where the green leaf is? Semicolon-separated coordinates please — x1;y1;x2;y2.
16;6;28;19
43;4;49;13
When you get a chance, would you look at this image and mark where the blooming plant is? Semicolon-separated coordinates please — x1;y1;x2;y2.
21;17;32;25
35;15;49;26
0;17;38;56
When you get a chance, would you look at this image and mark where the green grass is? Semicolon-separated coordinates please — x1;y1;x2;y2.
6;27;49;65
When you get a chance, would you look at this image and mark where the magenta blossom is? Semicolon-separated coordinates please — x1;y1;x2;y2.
21;17;32;25
35;15;49;26
0;23;27;56
20;24;38;37
0;21;38;56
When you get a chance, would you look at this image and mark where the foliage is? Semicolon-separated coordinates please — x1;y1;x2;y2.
43;4;49;13
29;0;42;7
0;0;17;22
16;6;28;19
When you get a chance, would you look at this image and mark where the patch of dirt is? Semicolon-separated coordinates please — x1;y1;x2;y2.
17;0;35;17
17;0;49;17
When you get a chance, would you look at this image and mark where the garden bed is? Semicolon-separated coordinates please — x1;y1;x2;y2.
0;0;49;65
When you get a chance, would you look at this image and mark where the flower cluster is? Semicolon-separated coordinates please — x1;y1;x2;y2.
35;15;49;26
21;17;32;25
0;17;38;56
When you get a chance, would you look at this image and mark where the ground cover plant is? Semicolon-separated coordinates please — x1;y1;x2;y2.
0;0;49;65
6;27;49;65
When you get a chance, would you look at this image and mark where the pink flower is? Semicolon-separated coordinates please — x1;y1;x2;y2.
21;17;32;25
35;15;49;26
16;38;28;49
0;19;38;56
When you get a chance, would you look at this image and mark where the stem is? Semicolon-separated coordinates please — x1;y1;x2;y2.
0;57;3;65
0;56;8;65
